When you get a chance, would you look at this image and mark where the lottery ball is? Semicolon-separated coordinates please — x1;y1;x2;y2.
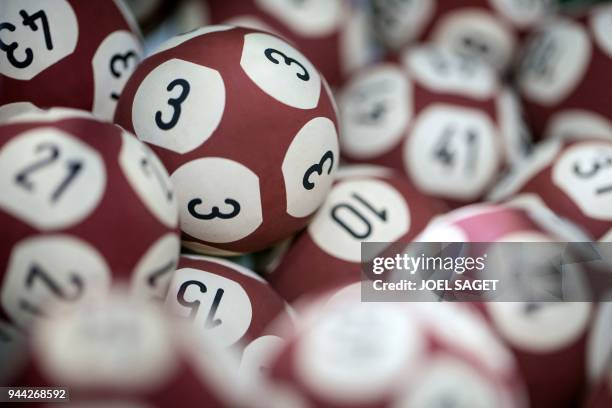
489;137;612;241
0;108;180;330
262;283;528;408
164;255;294;377
338;46;527;206
371;0;553;71
8;291;251;407
268;166;445;303
417;203;594;408
0;0;143;121
115;26;339;255
205;0;373;87
517;5;612;141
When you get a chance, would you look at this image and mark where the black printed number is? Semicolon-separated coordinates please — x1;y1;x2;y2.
188;197;240;220
109;50;138;100
331;193;387;239
303;150;334;190
19;263;84;316
0;9;53;69
433;126;479;174
147;260;176;288
176;280;224;329
428;49;476;77
264;48;310;81
15;142;83;202
155;78;190;130
574;155;612;195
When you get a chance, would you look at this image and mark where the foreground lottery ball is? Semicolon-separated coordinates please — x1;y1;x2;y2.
338;46;527;206
205;0;373;87
418;203;594;408
8;292;248;407
490;137;612;241
0;0;143;121
263;283;527;408
164;255;293;376
0;109;180;330
517;5;612;141
115;26;339;255
372;0;553;71
268;166;445;302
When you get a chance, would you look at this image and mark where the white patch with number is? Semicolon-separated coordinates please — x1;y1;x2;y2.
404;105;500;201
151;25;234;56
296;303;420;403
171;158;262;244
92;30;143;121
165;268;252;347
119;132;178;228
591;6;612;58
553;142;612;220
308;178;410;262
0;128;106;230
395;357;504;408
339;65;411;159
372;0;434;49
241;33;321;109
130;233;180;301
489;0;553;27
35;295;177;389
404;46;497;99
487;302;592;351
518;19;591;105
546;110;612;141
0;0;78;80
430;10;515;72
1;235;111;329
132;59;225;154
255;0;343;37
283;117;338;218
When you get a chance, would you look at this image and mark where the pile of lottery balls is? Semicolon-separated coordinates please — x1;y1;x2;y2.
1;0;612;407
